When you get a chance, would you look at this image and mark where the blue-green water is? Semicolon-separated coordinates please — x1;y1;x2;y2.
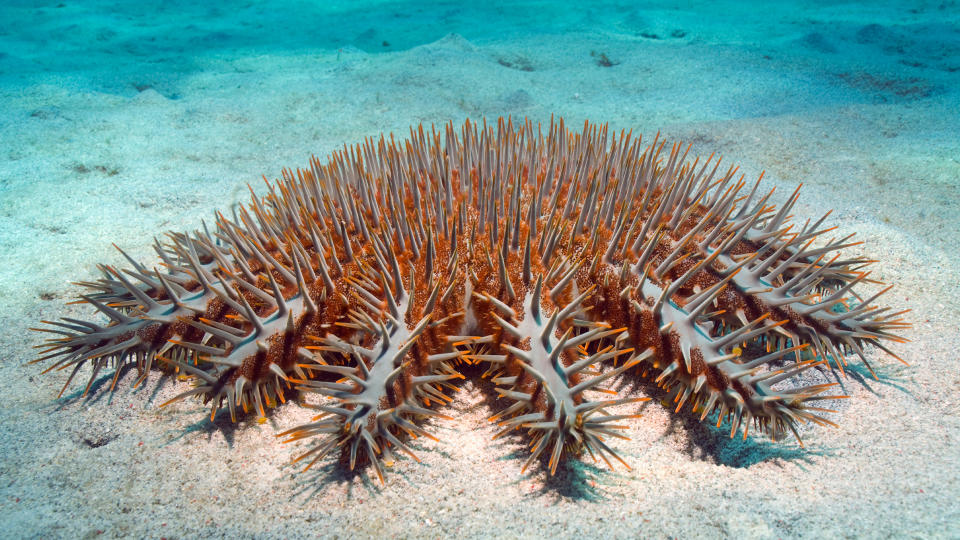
2;1;957;106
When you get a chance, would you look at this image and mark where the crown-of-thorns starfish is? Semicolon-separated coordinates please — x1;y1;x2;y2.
33;117;909;483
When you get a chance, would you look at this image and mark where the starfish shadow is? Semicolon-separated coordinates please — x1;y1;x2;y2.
285;459;381;501
612;372;830;468
162;407;243;449
668;411;829;468
51;363;175;410
832;362;913;398
496;443;616;501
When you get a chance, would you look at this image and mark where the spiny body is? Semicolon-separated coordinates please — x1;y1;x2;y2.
34;117;908;483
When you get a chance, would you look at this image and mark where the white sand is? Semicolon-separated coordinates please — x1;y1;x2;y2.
0;2;958;538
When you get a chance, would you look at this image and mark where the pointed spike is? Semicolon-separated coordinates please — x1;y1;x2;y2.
497;248;515;301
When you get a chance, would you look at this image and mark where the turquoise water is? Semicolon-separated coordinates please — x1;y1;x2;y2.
3;1;957;106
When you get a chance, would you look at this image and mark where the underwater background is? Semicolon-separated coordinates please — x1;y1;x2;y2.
0;1;957;538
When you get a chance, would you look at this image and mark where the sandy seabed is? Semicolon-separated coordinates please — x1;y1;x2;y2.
0;2;958;538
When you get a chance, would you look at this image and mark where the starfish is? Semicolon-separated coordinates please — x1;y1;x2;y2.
33;117;909;483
